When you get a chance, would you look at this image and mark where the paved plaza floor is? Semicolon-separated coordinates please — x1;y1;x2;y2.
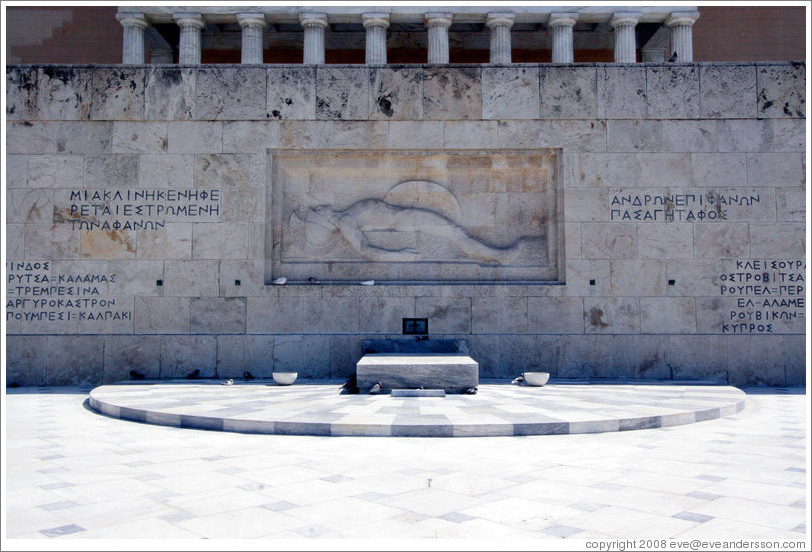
1;383;808;547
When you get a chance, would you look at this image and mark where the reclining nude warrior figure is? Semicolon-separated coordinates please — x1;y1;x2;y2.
301;198;546;266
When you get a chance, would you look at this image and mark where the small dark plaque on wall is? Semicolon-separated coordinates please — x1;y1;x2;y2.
402;318;428;335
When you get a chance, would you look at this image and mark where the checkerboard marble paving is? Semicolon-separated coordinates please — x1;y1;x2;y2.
3;385;806;543
87;380;746;437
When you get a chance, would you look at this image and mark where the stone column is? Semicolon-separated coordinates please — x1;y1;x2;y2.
116;13;149;64
300;12;329;64
486;12;515;64
549;13;578;63
610;12;641;63
362;13;389;65
665;11;700;62
174;13;204;64
237;13;266;64
425;12;453;64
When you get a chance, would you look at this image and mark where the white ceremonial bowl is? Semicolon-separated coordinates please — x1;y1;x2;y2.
272;372;298;385
523;372;550;386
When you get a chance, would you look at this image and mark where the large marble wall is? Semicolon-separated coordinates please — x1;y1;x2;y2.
5;62;806;386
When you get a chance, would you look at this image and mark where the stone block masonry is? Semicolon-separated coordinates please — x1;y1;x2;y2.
5;62;805;387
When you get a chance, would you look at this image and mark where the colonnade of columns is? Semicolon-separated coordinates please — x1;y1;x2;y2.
117;11;700;65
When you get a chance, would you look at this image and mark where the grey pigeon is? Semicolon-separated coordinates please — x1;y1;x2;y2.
308;277;320;284
341;374;360;394
129;370;145;380
511;375;525;385
220;379;234;385
243;371;255;380
369;381;383;394
273;277;287;285
463;387;478;395
668;51;678;62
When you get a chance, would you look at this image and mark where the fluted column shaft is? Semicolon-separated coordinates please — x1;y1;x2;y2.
426;13;452;64
610;13;641;63
174;13;204;64
665;12;700;62
237;13;265;64
117;13;148;64
486;13;515;64
363;13;389;64
549;13;578;63
300;13;328;64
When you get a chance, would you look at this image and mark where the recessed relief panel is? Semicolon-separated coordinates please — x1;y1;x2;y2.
267;150;560;284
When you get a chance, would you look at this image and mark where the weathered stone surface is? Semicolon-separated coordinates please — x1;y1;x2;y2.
563;187;607;222
726;335;785;387
575;153;635;187
223;121;280;153
279;120;334;148
6;66;38;120
606;120;663;152
700;64;757;118
46;336;104;385
138;154;194;188
24;224;80;259
160;335;217;378
662;120;718;153
693;223;750;259
581;223;637;259
423;67;481;120
273;335;330;377
330;335;373;379
691;153;748;188
112;122;168;153
646;66;699;119
612;335;670;379
267;67;316;120
527;297;584;333
637;223;693;259
718;120;773;152
192;223;249;260
26;155;82;189
37;67;92;120
771;119;805;152
747;153;805;187
247;296;303;334
495;120;550;149
497;334;559;378
56;122;114;154
539;65;597;119
783;335;806;386
104;336;162;382
443;121;498;148
635;153;692;188
597;65;646;119
303;297;359;333
221;188;264;223
557;335;604;378
219;260;265;297
163;260;219;297
194;66;266;120
482;66;539;120
216;335;274;378
332;121;388;148
5;336;48;386
610;260;667;296
757;63;805;118
669;335;728;383
167;121;223;153
191;297;246;334
415;296;471;334
564;259;611;296
583;297;640;334
6;188;53;223
6;155;28;188
81;229;136;260
388;121;444;149
370;67;423;120
471;297;527;334
90;67;145;120
107;260;165;295
640;297;696;334
145;67;195;120
359;297;416;333
83;154;139;188
5;224;24;259
750;222;805;258
6;122;58;154
316;66;370;120
356;353;478;392
195;154;249;188
134;297;191;334
550;120;607;152
775;188;806;221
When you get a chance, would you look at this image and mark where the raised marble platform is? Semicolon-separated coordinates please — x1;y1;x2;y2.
87;380;747;438
357;353;479;393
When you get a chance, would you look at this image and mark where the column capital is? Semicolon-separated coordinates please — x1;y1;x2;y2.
425;12;453;29
665;11;700;28
236;13;266;29
299;12;329;29
173;13;205;30
362;13;390;29
116;13;149;29
486;13;515;29
610;12;642;28
548;13;579;28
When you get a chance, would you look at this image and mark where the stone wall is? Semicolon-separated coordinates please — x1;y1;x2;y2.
5;62;806;387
